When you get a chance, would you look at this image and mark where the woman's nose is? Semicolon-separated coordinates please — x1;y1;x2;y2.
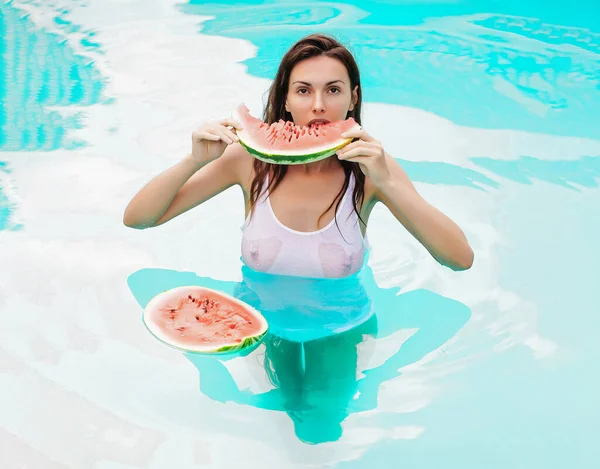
312;93;326;113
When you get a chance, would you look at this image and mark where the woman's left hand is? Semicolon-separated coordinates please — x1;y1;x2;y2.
336;128;391;187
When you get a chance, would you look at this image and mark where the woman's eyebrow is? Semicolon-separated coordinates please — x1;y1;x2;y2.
291;80;345;86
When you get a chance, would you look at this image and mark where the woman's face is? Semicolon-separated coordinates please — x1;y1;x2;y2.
285;55;358;127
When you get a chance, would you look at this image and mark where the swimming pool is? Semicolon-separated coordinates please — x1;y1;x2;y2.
1;0;599;467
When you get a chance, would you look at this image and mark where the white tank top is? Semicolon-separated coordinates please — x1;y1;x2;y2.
240;173;368;278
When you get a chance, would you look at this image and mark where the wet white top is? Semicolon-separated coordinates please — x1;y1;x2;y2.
241;173;368;278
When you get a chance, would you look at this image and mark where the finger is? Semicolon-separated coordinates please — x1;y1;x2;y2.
195;131;221;142
336;143;367;156
216;129;235;145
337;147;378;160
338;141;358;153
337;140;363;154
222;127;239;143
338;140;378;153
341;128;375;142
220;118;244;131
338;155;372;166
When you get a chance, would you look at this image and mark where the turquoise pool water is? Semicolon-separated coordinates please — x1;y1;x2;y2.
180;0;600;139
1;0;599;468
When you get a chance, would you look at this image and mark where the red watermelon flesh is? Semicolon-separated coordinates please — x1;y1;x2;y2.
143;286;268;354
232;103;360;165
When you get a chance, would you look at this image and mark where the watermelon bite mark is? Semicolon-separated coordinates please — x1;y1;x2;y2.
233;103;360;165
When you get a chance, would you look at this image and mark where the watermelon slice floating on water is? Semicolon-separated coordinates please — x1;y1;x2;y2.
233;103;360;165
142;286;268;354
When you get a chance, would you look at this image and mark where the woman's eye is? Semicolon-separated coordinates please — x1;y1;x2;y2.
296;87;340;94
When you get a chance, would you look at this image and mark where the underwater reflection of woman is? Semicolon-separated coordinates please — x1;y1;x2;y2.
127;265;471;445
262;316;377;444
234;262;377;444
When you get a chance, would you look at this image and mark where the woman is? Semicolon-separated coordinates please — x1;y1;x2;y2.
123;33;474;278
124;34;473;441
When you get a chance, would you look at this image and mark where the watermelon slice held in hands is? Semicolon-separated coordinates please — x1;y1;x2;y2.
232;103;360;165
143;286;268;354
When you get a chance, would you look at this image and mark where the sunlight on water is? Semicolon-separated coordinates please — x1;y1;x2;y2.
0;161;20;231
180;0;600;139
127;261;470;445
0;1;107;233
0;2;106;152
1;0;599;467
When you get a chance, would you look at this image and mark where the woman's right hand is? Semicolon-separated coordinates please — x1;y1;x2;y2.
191;118;243;164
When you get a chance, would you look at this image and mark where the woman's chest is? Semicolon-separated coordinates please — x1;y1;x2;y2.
268;175;347;232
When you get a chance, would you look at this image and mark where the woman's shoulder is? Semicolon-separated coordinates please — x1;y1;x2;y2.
220;142;255;191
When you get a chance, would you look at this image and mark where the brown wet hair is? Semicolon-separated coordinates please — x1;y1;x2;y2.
248;33;366;231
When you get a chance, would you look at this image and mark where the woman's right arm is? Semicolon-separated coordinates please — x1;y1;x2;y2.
122;118;247;229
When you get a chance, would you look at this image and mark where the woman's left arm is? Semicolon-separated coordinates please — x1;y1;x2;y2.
337;128;474;271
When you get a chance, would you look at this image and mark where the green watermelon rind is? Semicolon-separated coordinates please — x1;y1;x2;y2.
237;138;352;165
232;104;358;165
142;286;268;355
